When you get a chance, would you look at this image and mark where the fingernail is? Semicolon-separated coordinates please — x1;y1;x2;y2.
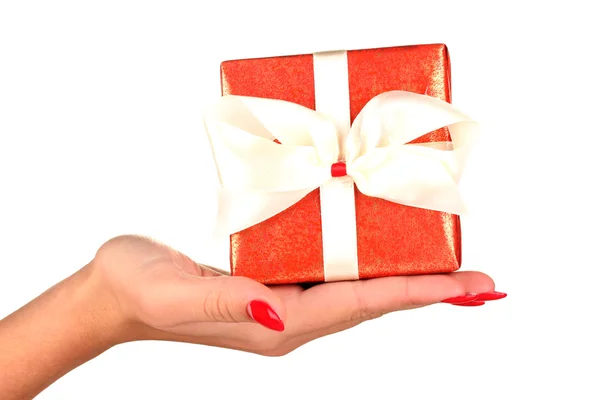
453;301;485;307
441;293;477;304
474;291;507;301
247;300;284;332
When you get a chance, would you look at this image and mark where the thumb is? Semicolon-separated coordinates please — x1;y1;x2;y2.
157;274;286;332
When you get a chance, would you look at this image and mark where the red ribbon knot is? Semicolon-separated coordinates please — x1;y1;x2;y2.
330;162;347;177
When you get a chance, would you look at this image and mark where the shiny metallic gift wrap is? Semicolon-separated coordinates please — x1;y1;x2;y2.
219;44;461;284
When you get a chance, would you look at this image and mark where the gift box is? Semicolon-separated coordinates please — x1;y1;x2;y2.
206;44;478;284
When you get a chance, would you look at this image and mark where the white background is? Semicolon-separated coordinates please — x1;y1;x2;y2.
1;1;599;399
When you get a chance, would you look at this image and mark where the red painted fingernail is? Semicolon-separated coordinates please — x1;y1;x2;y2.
475;291;507;301
273;138;281;144
441;293;477;304
247;300;284;332
453;301;486;307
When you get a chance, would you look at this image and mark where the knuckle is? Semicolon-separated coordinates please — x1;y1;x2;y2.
96;235;141;256
94;234;158;271
203;288;236;322
94;235;129;264
349;283;371;322
401;279;419;308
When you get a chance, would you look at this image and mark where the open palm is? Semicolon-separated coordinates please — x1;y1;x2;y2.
96;235;502;356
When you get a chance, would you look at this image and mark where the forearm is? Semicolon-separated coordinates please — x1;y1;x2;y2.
0;264;125;399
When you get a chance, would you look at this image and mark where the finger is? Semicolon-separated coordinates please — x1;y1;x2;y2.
145;273;286;330
448;272;507;302
287;274;467;333
448;271;496;294
157;251;287;330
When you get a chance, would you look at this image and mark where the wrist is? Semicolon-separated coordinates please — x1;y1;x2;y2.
70;262;132;348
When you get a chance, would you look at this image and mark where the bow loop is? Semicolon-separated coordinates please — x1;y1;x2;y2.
204;95;336;193
345;91;476;162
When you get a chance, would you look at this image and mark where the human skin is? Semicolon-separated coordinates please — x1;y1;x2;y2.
0;235;505;399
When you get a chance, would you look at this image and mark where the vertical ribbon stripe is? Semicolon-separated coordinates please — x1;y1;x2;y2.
313;51;360;281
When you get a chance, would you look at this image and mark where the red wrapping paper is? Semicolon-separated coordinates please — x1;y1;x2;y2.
220;44;461;284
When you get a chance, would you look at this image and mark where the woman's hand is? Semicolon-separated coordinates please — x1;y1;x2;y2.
0;235;505;399
96;235;504;355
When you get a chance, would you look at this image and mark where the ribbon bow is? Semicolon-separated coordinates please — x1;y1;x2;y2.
204;90;479;235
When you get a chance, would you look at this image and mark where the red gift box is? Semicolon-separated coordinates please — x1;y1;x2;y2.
217;44;462;284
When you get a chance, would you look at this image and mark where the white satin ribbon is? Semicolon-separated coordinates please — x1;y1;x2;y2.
313;51;359;281
204;61;479;282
